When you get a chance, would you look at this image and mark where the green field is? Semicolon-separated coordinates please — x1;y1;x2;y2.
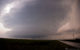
0;38;76;50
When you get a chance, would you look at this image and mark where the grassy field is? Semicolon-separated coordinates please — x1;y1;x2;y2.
0;38;76;50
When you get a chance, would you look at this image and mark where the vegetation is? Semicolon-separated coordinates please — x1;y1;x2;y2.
0;38;76;50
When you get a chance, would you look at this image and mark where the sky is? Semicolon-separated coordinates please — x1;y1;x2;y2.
0;0;79;40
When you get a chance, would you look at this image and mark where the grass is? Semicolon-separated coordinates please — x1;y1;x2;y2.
0;38;76;50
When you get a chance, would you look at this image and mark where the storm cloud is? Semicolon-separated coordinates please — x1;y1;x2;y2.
0;0;78;39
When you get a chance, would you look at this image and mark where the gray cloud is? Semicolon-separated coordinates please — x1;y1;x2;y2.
0;0;76;39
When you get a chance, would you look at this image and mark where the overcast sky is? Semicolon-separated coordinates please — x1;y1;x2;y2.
0;0;78;40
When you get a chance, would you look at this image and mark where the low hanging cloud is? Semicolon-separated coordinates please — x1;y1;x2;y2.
1;0;79;39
